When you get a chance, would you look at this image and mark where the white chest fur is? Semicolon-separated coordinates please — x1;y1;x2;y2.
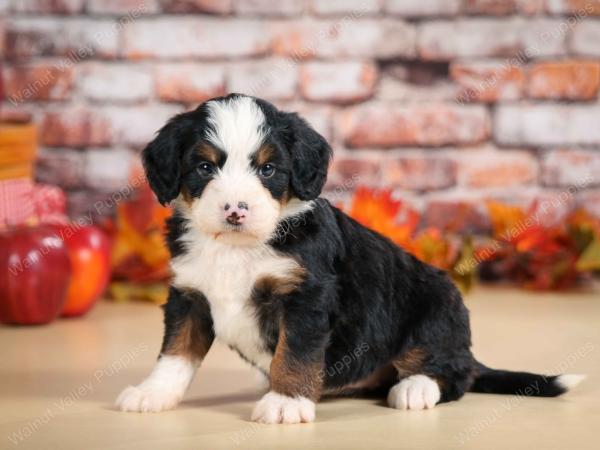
170;230;300;372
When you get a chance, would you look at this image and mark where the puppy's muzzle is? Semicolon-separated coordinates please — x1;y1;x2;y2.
224;201;249;226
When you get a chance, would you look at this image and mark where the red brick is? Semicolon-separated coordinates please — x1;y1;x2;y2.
495;105;600;146
300;61;377;104
0;106;34;124
36;148;85;189
0;19;5;59
517;0;546;14
385;0;460;16
66;189;120;221
424;196;490;232
161;0;232;14
87;0;159;15
235;0;304;16
547;0;600;15
527;60;600;100
227;59;298;100
123;18;270;59
329;152;382;187
541;149;600;188
156;63;225;103
451;60;525;103
463;0;517;15
4;63;74;103
418;19;567;61
339;104;490;148
456;149;538;188
377;75;457;102
10;0;84;14
79;63;153;103
271;20;416;59
310;0;380;16
40;107;112;148
382;154;457;191
571;21;600;57
6;18;119;59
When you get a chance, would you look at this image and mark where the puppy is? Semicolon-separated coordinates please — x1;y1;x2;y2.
116;94;584;423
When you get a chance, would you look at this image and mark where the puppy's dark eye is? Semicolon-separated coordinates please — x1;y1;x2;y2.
196;162;215;177
259;163;276;178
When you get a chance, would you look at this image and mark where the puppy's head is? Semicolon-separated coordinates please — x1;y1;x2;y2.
143;94;331;245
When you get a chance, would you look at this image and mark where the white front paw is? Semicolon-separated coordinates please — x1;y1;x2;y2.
116;384;184;413
251;391;315;424
388;374;441;410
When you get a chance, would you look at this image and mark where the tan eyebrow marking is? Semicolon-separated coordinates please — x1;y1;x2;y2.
196;144;221;165
254;145;276;166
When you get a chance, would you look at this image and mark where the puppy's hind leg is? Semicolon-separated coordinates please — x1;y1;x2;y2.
386;348;472;411
116;287;215;413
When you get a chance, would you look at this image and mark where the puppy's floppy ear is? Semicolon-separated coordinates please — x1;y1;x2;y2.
142;112;193;205
284;113;332;201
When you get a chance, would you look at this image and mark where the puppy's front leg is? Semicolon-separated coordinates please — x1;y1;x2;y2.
116;287;214;413
252;311;328;424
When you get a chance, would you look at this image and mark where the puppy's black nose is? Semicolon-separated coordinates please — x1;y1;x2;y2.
226;212;242;225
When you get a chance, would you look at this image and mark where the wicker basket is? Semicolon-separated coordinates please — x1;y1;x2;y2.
0;123;37;181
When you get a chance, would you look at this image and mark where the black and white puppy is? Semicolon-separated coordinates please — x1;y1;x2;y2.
116;94;584;423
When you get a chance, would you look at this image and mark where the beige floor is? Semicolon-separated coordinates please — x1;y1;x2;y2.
0;287;598;450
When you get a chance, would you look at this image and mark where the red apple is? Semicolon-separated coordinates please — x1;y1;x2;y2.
51;224;111;317
0;225;71;325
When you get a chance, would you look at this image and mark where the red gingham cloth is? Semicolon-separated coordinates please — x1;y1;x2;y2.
0;178;35;228
0;180;68;229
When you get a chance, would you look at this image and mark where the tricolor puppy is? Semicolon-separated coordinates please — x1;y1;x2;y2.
117;94;584;423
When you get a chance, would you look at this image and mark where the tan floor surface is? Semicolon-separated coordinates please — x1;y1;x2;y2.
1;287;598;450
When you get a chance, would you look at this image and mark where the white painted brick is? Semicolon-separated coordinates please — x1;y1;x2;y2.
495;105;600;146
7;17;120;58
310;0;380;16
123;18;270;59
101;104;183;147
79;63;153;102
386;0;460;16
571;21;600;57
227;59;298;100
84;148;135;192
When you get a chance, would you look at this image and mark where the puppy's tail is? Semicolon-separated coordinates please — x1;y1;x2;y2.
469;361;585;397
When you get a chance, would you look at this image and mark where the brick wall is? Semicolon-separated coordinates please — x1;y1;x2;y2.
2;0;600;231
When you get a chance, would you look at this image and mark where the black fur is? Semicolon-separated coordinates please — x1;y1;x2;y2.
150;94;574;410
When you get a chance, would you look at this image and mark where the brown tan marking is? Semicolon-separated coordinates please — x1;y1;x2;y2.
161;315;212;362
196;143;221;165
323;363;397;397
269;326;324;402
392;348;427;379
254;144;276;167
254;265;306;296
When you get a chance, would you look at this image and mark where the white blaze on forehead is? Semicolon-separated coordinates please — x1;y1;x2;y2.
205;96;267;172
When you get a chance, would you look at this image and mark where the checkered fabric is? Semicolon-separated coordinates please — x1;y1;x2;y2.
0;180;68;229
0;178;35;228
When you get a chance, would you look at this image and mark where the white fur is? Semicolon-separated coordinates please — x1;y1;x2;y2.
171;225;302;373
116;355;197;412
387;374;441;411
205;96;266;163
556;374;586;391
251;391;316;424
186;96;289;244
